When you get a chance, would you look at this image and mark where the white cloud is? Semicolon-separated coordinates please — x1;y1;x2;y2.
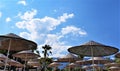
58;13;74;22
6;17;11;22
20;9;37;20
37;34;71;57
0;12;2;18
16;9;74;41
61;26;87;36
15;9;87;57
18;0;27;6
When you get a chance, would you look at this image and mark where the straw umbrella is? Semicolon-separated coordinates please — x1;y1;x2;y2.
12;50;40;60
57;53;79;63
12;50;40;71
0;61;4;66
115;53;120;58
75;60;89;70
104;62;120;71
48;62;61;67
89;64;102;71
86;57;113;64
27;59;41;71
0;33;37;71
82;64;102;71
66;63;78;68
68;40;119;71
0;33;37;51
109;66;120;71
104;62;120;67
65;63;79;71
48;62;62;71
76;60;88;65
7;59;24;68
0;53;7;61
82;66;90;71
57;53;79;71
27;59;41;67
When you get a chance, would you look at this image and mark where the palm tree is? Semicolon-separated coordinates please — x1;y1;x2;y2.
42;44;52;58
41;44;52;71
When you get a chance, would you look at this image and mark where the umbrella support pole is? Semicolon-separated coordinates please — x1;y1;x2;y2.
24;63;26;71
4;39;12;71
24;55;27;71
91;47;95;71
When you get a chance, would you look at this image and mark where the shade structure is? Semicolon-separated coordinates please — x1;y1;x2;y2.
68;40;119;57
12;50;40;60
104;63;120;67
7;59;24;68
48;62;61;67
57;53;79;62
109;66;120;71
0;33;37;51
12;50;40;71
66;63;78;68
115;53;120;58
48;62;62;71
89;64;101;68
0;33;37;71
76;60;89;65
0;61;4;66
68;40;119;71
89;64;103;71
0;53;7;61
86;57;113;64
82;64;103;71
82;66;90;70
27;59;41;67
65;63;79;71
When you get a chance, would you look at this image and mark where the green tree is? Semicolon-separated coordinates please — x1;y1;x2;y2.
41;44;52;71
115;58;120;63
42;44;52;58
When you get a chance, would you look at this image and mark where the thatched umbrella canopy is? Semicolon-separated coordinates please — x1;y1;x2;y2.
0;33;37;70
12;50;40;61
76;60;89;65
7;59;24;68
89;64;102;70
104;62;120;67
86;57;113;64
57;53;79;62
68;40;119;57
48;62;62;71
0;53;7;61
27;59;41;67
82;66;90;70
48;62;61;67
0;33;37;51
66;63;78;68
68;40;119;71
115;53;120;58
0;61;4;66
109;66;120;71
12;50;40;71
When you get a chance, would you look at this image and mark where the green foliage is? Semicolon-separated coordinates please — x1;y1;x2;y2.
39;58;53;64
42;44;52;58
115;58;120;63
41;44;52;71
0;50;7;55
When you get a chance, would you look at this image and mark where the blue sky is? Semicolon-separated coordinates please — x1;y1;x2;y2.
0;0;119;58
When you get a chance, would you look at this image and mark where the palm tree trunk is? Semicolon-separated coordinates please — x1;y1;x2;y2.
42;49;47;71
